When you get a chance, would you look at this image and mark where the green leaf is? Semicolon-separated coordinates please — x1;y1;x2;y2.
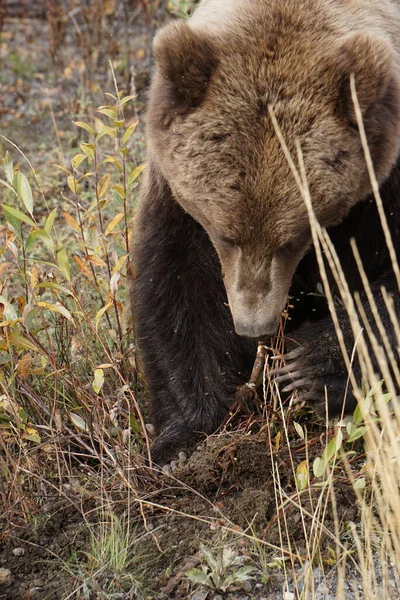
322;438;337;463
353;404;363;426
293;421;305;440
95;302;112;329
347;426;367;443
57;248;71;282
70;413;89;432
44;208;57;233
73;121;94;136
0;177;17;195
3;204;36;227
186;568;212;587
200;545;217;570
36;282;74;296
37;301;74;321
80;143;95;160
128;164;145;186
71;153;88;169
121;121;138;145
15;171;34;215
97;105;118;120
119;95;137;107
313;457;326;478
96;126;116;141
25;229;54;254
354;477;366;490
4;152;14;184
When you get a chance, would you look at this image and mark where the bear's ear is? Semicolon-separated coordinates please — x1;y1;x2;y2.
336;33;394;122
153;21;218;114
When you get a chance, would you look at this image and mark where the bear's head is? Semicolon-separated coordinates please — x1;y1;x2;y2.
147;8;400;339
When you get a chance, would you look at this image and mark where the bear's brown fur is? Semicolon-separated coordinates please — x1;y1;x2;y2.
134;0;400;465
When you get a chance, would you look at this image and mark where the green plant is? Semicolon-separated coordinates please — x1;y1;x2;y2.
187;544;258;593
167;0;196;18
66;511;153;599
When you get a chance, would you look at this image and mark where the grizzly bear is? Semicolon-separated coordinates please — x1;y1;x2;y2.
134;0;400;465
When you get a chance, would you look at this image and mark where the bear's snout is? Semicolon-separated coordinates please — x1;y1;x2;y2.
226;288;284;340
233;317;280;340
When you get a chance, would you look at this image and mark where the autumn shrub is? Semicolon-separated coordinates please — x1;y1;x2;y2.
0;89;149;518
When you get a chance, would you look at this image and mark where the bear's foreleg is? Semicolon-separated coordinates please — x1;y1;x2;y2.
134;162;253;466
271;271;400;416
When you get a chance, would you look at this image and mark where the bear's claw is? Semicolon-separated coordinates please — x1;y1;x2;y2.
270;346;319;401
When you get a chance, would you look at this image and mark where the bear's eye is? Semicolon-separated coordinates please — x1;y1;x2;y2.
220;236;238;247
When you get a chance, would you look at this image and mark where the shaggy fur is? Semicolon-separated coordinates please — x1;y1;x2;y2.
134;0;400;465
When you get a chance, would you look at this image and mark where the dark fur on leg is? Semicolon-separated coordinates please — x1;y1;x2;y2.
133;160;255;465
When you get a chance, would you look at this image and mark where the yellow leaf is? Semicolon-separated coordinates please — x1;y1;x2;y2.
0;263;12;278
37;301;74;322
105;212;124;236
80;143;95;160
53;163;71;176
114;184;125;199
67;175;78;194
296;460;309;491
30;266;39;290
72;255;93;280
85;254;107;267
92;368;105;394
121;120;138;145
112;254;128;275
104;0;116;15
23;427;41;444
73;121;94;136
95;302;112;328
16;353;32;379
275;431;281;451
10;333;43;355
71;153;87;169
128;164;145;187
97;173;110;198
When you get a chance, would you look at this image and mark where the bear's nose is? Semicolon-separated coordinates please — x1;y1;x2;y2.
234;319;279;340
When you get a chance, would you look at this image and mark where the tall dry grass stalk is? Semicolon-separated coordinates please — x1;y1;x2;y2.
268;74;400;599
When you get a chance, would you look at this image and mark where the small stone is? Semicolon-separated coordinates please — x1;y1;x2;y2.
145;423;155;435
178;451;187;461
32;579;43;587
317;582;329;595
0;568;12;585
170;460;178;470
283;593;296;600
12;547;25;556
161;464;171;475
241;579;253;592
192;589;209;600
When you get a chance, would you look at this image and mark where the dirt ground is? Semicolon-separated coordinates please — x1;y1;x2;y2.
1;425;362;599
